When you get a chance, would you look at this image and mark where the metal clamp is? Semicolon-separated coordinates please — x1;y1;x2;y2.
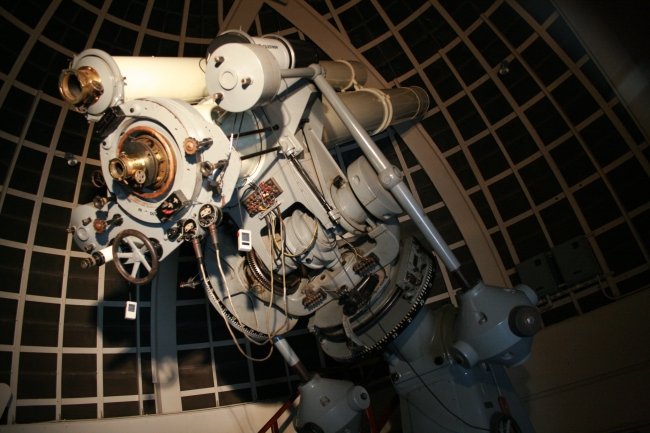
378;165;403;190
355;88;393;135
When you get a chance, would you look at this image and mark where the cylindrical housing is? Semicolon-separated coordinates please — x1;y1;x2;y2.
273;336;300;366
59;49;208;115
206;43;281;113
313;73;461;272
109;154;148;183
112;56;208;102
207;30;319;70
322;87;429;147
273;336;311;382
320;60;368;91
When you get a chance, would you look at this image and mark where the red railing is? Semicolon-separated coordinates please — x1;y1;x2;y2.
257;391;301;433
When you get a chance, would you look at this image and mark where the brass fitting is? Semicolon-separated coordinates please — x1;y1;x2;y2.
109;153;149;185
59;66;103;111
110;127;175;199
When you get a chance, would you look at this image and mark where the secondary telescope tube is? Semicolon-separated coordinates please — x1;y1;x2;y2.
282;65;464;279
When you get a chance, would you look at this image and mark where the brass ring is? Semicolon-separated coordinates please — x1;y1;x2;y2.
115;126;177;200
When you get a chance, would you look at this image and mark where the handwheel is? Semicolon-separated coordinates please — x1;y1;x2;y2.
112;229;162;284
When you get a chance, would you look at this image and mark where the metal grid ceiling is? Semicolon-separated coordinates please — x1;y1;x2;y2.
0;0;648;425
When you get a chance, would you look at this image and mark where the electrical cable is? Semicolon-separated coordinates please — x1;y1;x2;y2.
340;237;364;259
210;237;276;360
276;212;319;258
196;170;282;357
212;200;289;352
233;110;245;152
276;209;290;335
260;107;317;219
199;256;273;361
264;209;290;340
223;107;290;347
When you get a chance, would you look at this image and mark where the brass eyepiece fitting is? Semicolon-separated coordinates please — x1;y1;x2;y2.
109;154;148;185
59;66;103;112
108;127;174;197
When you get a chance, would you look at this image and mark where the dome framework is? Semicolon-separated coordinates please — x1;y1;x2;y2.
0;0;648;425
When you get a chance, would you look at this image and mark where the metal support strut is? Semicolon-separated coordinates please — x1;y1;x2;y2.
273;336;312;383
281;65;469;288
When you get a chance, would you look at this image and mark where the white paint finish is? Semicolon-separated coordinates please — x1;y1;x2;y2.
0;399;299;433
111;56;208;102
507;289;650;432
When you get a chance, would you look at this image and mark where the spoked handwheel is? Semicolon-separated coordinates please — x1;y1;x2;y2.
112;229;163;284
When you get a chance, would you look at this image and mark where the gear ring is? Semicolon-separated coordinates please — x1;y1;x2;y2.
327;249;436;362
245;249;299;295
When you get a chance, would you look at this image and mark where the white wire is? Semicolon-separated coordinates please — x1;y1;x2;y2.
199;258;273;361
214;244;272;348
208;210;289;356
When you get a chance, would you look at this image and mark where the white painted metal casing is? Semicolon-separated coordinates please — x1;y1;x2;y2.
206;43;282;112
68;49;208;115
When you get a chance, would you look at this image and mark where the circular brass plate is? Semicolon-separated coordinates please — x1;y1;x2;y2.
115;126;176;200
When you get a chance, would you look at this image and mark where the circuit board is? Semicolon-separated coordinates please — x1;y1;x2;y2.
242;178;283;217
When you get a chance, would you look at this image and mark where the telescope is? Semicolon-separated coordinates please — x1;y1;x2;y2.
62;29;538;433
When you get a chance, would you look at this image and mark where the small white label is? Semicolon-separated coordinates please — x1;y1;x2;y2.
125;301;137;320
238;229;252;252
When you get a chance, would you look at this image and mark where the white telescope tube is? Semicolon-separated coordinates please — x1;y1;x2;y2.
59;49;208;115
111;56;208;102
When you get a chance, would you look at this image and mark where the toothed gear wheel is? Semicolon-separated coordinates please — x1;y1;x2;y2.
245;249;300;295
246;250;270;290
330;261;435;362
315;238;436;363
201;270;270;340
245;249;285;294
